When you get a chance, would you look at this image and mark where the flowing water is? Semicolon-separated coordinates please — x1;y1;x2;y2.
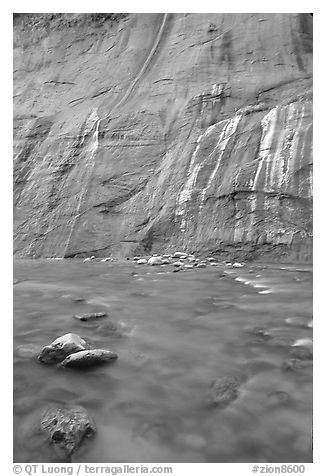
13;259;313;463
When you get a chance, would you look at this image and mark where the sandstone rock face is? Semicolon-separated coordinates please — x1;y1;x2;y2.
13;13;313;262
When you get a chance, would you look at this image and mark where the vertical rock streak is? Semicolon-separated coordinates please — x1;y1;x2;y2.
63;112;101;256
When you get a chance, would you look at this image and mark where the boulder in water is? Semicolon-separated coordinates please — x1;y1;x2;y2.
207;376;242;407
173;260;184;267
59;349;118;368
173;252;187;259
137;258;148;264
38;333;88;364
40;405;96;459
73;312;108;322
147;256;163;265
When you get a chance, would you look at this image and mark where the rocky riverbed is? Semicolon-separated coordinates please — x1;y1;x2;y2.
13;258;312;462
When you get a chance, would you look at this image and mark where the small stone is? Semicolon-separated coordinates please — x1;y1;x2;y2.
147;256;163;265
133;256;140;261
232;262;244;268
59;349;118;368
184;264;194;269
40;405;96;459
173;261;184;267
163;254;171;258
207;257;216;262
210;262;218;266
207;376;242;407
161;258;170;264
173;252;188;259
73;312;108;322
197;262;207;268
173;268;180;273
38;333;88;365
100;257;112;262
83;256;95;262
137;258;147;264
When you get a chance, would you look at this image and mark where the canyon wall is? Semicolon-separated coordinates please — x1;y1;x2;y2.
13;13;313;261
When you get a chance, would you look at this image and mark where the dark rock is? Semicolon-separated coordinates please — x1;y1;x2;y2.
59;349;118;368
207;376;242;407
73;312;108;322
38;333;88;364
173;268;180;273
40;405;96;459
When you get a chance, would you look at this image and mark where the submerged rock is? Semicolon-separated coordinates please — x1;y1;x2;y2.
207;376;242;407
59;349;118;368
73;312;108;322
137;258;148;264
40;405;96;459
38;333;88;364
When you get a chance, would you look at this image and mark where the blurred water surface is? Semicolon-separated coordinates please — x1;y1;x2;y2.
13;259;312;463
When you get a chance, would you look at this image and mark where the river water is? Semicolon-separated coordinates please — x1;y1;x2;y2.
13;259;313;463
